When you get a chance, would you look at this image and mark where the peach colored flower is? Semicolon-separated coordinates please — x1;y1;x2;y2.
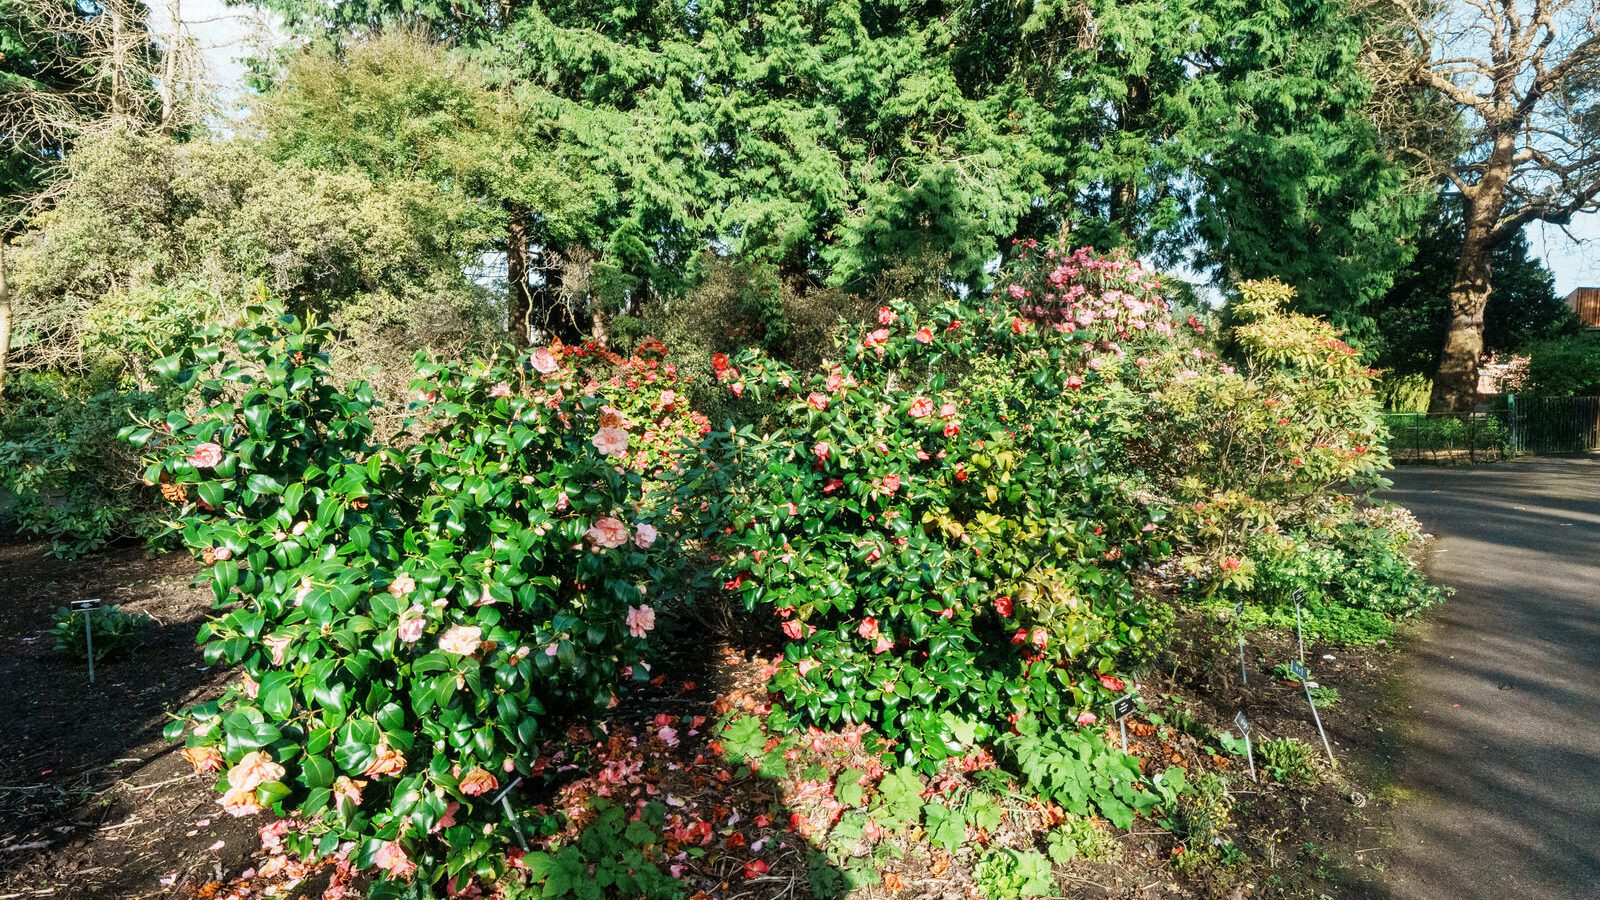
263;635;290;666
187;442;223;468
626;605;656;639
332;776;365;813
598;406;630;429
586;517;629;549
363;743;407;778
592;427;630;457
529;348;560;375
397;605;426;643
438;624;483;656
633;523;658;548
387;572;416;598
182;745;225;775
228;751;286;793
374;841;415;879
459;768;499;797
219;786;263;817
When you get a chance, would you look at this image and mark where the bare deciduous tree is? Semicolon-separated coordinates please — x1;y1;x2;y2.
1365;0;1600;411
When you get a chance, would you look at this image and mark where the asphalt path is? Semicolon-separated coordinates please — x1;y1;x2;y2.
1373;457;1600;899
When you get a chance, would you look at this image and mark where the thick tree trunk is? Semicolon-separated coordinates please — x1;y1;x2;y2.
1108;76;1149;240
0;243;12;398
1429;230;1493;412
506;208;533;346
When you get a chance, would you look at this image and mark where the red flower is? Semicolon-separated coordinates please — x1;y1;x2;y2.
915;326;934;344
858;617;879;639
943;422;960;438
1011;317;1028;334
909;397;934;419
712;353;730;373
823;478;844;494
1098;674;1125;692
807;392;828;411
1010;628;1028;645
812;441;830;460
744;860;770;880
782;620;804;640
878;306;895;325
1221;556;1242;572
1065;375;1084;390
994;596;1014;617
955;465;969;481
879;473;901;495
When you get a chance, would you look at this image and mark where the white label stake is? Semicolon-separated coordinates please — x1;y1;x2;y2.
1292;661;1335;763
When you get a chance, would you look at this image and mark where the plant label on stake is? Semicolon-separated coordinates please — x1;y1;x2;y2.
71;599;102;685
1235;601;1248;685
491;776;529;851
1112;694;1138;753
1292;661;1336;763
1292;589;1307;666
1234;710;1256;781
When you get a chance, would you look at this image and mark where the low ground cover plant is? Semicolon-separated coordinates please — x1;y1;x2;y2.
121;242;1441;897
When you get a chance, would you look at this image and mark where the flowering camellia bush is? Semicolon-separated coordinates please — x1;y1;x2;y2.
124;309;682;896
692;246;1185;767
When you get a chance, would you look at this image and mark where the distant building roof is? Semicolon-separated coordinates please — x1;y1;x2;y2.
1568;287;1600;327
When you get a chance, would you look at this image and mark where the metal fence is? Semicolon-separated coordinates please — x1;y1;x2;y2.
1385;395;1600;464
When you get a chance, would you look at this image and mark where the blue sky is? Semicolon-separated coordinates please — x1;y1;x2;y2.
183;1;1598;296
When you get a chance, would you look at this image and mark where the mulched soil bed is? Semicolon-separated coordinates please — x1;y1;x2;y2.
0;541;1405;900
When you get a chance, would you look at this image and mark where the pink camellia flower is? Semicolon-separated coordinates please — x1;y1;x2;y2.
1011;317;1028;334
592;427;630;457
387;572;416;598
219;786;263;817
869;328;890;345
374;841;415;879
181;745;225;775
213;546;232;561
1076;711;1098;727
1030;628;1049;649
878;306;895;325
364;743;407;778
806;392;829;411
873;635;893;654
489;382;512;398
529;348;560;375
812;441;830;461
826;373;844;393
586;517;629;549
797;659;819;677
939;402;959;419
858;617;879;639
228;751;286;793
459;767;500;796
1065;375;1084;390
332;776;366;813
879;474;901;495
1221;556;1242;572
823;478;844;494
263;635;291;666
943;422;960;438
994;596;1014;617
397;605;426;643
909;397;934;419
915;326;934;344
242;672;260;699
633;523;658;549
626;605;656;639
187;442;224;468
658;389;677;410
782;619;804;640
259;819;289;853
1099;674;1126;692
438;625;483;656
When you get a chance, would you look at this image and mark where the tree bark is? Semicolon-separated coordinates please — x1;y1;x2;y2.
506;207;533;346
1429;227;1493;412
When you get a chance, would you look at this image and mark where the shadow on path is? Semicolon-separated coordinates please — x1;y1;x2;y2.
1363;457;1600;900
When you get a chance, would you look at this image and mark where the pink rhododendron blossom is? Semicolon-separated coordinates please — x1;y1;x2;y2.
187;442;223;468
587;517;629;549
438;625;483;656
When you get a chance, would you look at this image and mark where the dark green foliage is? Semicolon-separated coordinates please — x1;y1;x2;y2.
1523;333;1600;396
1370;199;1574;376
49;603;154;661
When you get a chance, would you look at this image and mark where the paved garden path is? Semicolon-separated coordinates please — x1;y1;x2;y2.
1375;457;1600;899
